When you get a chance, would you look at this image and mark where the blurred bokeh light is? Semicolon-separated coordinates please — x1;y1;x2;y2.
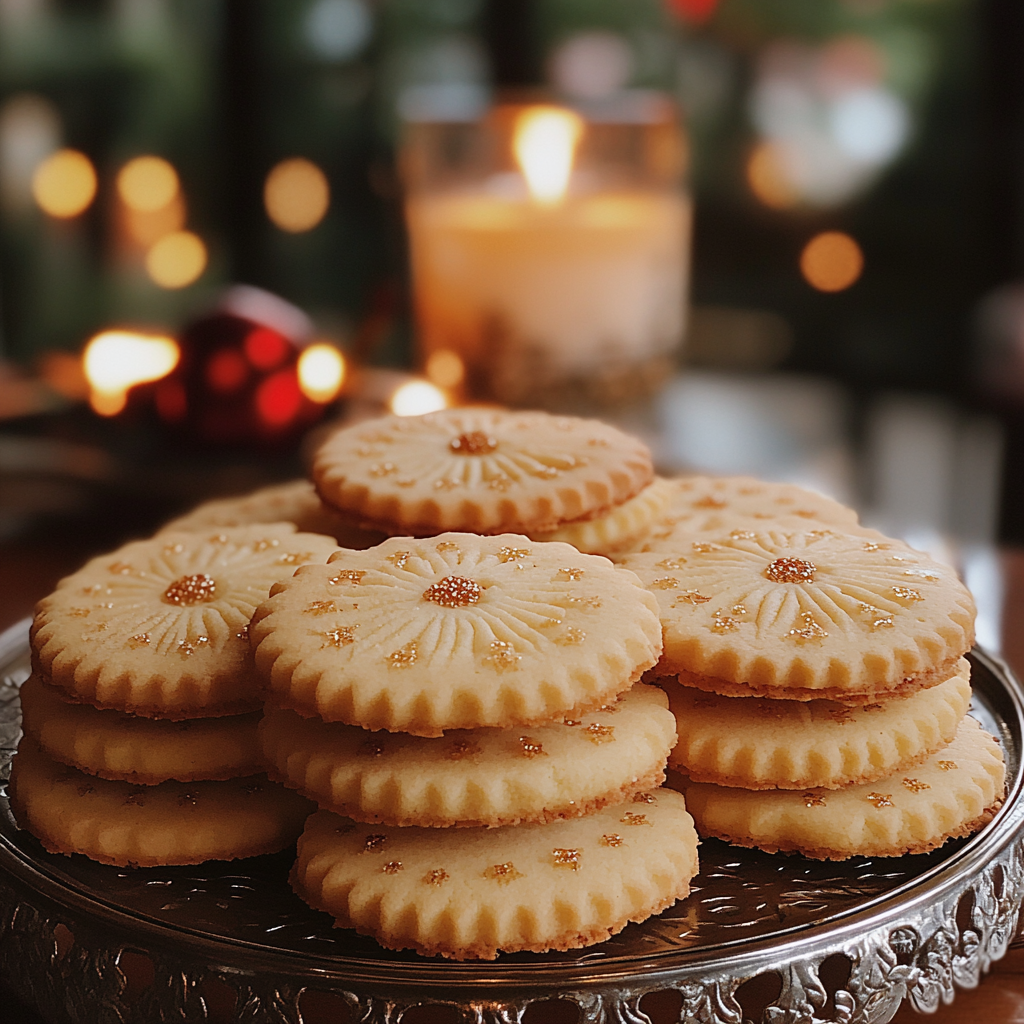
145;231;208;289
800;231;864;292
297;343;346;403
264;158;330;233
83;330;180;416
31;149;96;219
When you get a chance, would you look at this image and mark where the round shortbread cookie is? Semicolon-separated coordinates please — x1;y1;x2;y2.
9;738;314;867
621;475;863;558
680;715;1005;859
260;683;675;827
623;527;974;701
664;658;971;790
292;789;698;959
311;408;653;536
251;533;662;736
530;477;675;555
31;525;339;718
161;480;387;550
20;673;264;784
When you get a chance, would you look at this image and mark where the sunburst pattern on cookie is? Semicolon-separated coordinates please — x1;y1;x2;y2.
31;525;339;717
622;475;867;557
311;408;653;535
250;533;662;735
625;528;974;698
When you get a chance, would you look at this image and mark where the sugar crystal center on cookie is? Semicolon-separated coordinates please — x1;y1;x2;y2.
162;573;217;605
422;575;482;607
765;557;816;584
449;431;497;455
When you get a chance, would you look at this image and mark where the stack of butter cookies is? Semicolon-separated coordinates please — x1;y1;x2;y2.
622;522;1006;860
12;524;335;867
251;531;699;959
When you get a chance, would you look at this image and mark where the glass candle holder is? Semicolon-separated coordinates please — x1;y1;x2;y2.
402;93;691;411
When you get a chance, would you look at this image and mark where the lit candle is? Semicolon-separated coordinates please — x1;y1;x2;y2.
405;103;691;407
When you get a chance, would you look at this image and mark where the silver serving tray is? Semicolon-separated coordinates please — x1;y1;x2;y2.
0;616;1022;1024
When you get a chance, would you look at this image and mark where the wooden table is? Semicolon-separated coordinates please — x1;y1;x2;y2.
3;536;1024;1023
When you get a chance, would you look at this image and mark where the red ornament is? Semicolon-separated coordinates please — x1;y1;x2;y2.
665;0;720;24
150;286;326;447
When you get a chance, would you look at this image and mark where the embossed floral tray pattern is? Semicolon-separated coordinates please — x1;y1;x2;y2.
0;617;1022;1023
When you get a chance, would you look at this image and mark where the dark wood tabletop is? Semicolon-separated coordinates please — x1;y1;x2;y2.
3;536;1024;1023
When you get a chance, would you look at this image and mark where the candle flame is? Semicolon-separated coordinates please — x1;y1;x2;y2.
513;107;584;205
83;330;180;416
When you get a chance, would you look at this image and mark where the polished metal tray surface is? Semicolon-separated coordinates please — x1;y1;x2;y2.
0;616;1022;1024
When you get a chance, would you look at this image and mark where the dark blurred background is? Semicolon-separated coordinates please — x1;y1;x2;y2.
3;0;1024;627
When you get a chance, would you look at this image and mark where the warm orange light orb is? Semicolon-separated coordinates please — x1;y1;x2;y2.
390;379;448;417
746;143;798;210
264;158;330;232
117;156;179;212
146;231;207;289
800;231;864;292
83;330;180;416
297;343;346;403
425;348;465;389
31;149;97;218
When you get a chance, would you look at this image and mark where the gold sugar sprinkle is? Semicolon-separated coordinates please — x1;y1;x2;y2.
382;861;403;874
585;723;615;744
891;587;923;603
163;573;217;606
621;812;651;826
651;577;678;590
69;607;90;618
693;496;726;509
446;739;481;760
236;624;249;641
277;551;312;566
692;542;717;553
867;793;894;808
555;627;586;646
178;791;199;807
805;530;836;541
863;542;890;552
656;558;687;569
163;542;185;555
903;568;940;581
732;603;747;615
633;792;657;804
765;557;816;584
601;834;623;847
675;591;712;606
422;575;481;607
369;462;398;477
127;633;150;648
108;562;136;575
252;538;280;552
484;862;523;883
486;640;521;672
537;465;560;478
331;570;366;585
518;736;547;758
359;739;385;757
434;478;460;490
712;611;739;634
387;551;411;569
488;475;512;491
498;546;531;563
588;437;608;446
80;584;103;595
124;791;146;807
787;612;828;642
803;792;826;807
563;719;581;727
242;782;264;796
387;642;418;668
425;869;449;886
598;703;620;713
176;636;210;657
363;834;387;853
938;760;958;771
730;530;757;540
306;600;337;615
450;431;497;455
568;595;602;608
322;627;357;648
552;848;581;870
558;568;585;581
435;541;462;559
902;778;930;793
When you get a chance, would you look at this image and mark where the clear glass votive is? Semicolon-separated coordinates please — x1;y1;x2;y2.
402;93;692;411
